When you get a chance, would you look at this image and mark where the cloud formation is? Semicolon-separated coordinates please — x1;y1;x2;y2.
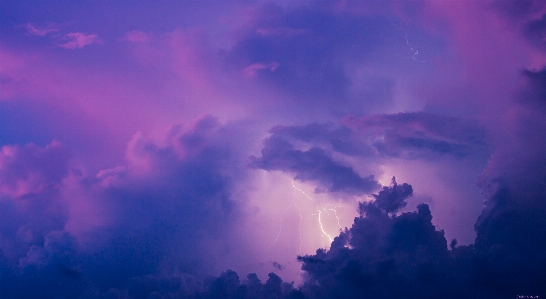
60;32;100;49
0;116;256;298
249;135;379;196
269;112;488;160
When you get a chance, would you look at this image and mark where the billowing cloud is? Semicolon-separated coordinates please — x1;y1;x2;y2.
0;116;257;298
292;67;546;299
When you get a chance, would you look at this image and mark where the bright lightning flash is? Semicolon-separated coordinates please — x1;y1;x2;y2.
291;181;345;249
268;180;348;252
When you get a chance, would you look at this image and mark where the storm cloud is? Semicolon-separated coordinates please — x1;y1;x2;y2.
1;0;546;298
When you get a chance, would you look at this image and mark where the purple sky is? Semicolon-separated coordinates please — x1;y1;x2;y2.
1;1;546;298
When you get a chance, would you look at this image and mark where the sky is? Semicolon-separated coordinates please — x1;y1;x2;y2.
1;0;546;298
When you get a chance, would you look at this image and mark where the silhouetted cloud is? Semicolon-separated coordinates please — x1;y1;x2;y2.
249;135;379;196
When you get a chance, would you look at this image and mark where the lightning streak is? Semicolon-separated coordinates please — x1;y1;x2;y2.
318;209;333;244
268;181;310;253
291;182;346;249
391;22;428;63
270;181;348;252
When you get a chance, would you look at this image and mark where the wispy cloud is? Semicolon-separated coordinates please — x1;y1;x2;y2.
120;30;150;43
24;23;59;36
59;32;100;49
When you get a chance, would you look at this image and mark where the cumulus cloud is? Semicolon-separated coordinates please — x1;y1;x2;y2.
0;141;68;197
298;181;453;299
0;116;255;298
365;177;413;214
292;67;546;299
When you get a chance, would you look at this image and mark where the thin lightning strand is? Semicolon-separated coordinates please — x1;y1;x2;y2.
323;205;343;230
291;181;341;248
318;209;334;244
268;181;308;253
291;181;313;200
391;22;429;63
293;199;304;254
280;181;348;250
268;201;292;250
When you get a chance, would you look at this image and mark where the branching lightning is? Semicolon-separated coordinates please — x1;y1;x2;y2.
268;181;347;252
318;209;333;244
292;181;345;249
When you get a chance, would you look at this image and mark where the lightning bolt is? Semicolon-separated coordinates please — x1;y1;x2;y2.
323;205;343;230
318;209;333;244
269;180;350;252
391;22;429;63
291;181;346;249
268;181;309;253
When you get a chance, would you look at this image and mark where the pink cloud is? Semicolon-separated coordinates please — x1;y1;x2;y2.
24;23;60;36
120;30;150;43
60;32;100;49
0;141;68;198
256;27;307;37
243;62;279;78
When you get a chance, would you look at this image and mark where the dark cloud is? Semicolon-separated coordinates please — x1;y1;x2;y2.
344;112;488;159
298;181;455;299
522;68;546;104
491;0;544;19
272;262;284;271
297;181;545;298
78;270;305;299
266;112;487;161
0;142;70;272
269;123;374;157
524;14;546;51
293;69;546;299
366;177;413;214
0;141;69;194
249;135;379;196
